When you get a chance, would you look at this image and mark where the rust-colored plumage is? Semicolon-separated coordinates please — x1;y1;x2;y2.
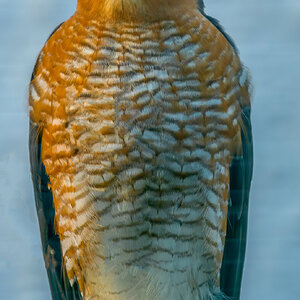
29;1;252;299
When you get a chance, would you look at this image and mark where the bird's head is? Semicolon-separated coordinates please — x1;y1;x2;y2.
76;0;201;21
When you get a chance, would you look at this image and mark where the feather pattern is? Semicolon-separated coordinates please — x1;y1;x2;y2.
29;3;252;300
29;23;82;300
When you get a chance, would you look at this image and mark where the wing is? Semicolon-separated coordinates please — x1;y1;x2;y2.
220;105;253;299
29;23;82;300
201;8;253;298
197;0;204;12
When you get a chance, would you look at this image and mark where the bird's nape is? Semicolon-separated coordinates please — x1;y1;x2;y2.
76;0;198;20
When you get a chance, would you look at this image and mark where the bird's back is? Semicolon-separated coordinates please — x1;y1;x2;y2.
29;8;250;300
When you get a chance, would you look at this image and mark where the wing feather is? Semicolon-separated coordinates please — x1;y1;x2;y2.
202;9;253;298
29;23;82;300
220;106;253;299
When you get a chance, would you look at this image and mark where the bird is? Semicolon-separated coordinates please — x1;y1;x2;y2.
29;1;253;299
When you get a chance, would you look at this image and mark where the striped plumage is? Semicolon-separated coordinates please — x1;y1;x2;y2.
29;1;253;299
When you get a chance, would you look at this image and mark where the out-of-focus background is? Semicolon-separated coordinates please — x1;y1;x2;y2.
0;0;299;299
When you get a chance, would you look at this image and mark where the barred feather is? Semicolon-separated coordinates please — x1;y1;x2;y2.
29;2;252;299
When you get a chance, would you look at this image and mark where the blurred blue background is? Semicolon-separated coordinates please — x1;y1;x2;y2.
0;0;299;299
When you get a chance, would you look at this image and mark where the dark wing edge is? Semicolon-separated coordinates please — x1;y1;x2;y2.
203;15;238;53
220;106;253;299
197;0;205;13
29;23;82;300
199;0;238;53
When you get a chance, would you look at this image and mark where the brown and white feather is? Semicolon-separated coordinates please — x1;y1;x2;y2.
29;3;250;299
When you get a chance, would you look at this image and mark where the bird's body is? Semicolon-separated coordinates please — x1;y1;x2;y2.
29;1;252;299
